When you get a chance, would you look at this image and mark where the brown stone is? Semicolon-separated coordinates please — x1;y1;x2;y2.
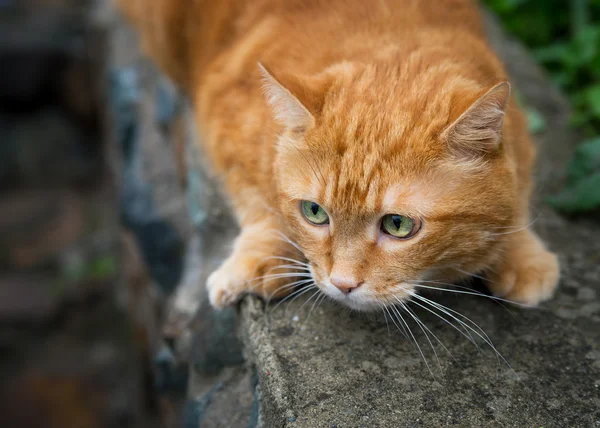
0;373;105;428
0;190;85;268
0;274;61;322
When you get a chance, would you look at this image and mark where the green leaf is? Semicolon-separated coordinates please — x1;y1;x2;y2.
551;71;574;89
585;85;600;118
551;138;600;213
591;55;600;79
570;110;592;128
547;171;600;213
534;43;571;64
486;0;529;13
566;137;600;184
526;108;546;134
88;255;117;280
573;26;600;65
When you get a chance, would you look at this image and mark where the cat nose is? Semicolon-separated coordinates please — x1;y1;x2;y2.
330;276;363;294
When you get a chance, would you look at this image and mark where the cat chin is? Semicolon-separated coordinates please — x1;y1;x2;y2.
321;287;388;312
338;298;383;312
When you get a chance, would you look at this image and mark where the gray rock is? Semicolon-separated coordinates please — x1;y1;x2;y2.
188;367;255;428
0;109;101;189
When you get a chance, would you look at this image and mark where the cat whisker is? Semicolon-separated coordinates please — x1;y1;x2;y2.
258;229;308;263
260;264;311;277
490;213;542;230
269;282;317;315
294;288;323;318
388;302;434;378
410;292;494;350
399;300;442;371
264;279;315;328
261;255;311;268
405;279;535;308
403;293;481;352
421;294;501;364
449;267;490;283
245;272;313;291
382;303;409;341
408;292;485;360
489;214;542;236
396;297;453;369
281;285;319;316
382;305;412;346
249;279;313;307
379;303;391;336
268;230;305;254
265;278;315;304
409;291;518;378
443;270;521;322
407;303;457;363
387;304;418;350
315;291;328;312
259;267;311;282
306;292;327;322
268;264;311;272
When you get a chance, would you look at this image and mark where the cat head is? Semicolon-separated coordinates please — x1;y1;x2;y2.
261;62;517;311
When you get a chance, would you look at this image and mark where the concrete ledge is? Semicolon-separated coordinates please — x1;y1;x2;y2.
240;270;599;426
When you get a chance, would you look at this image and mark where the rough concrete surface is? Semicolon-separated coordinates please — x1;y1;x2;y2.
237;11;600;428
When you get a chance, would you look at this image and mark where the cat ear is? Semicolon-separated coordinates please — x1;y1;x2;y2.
442;81;511;156
259;63;316;132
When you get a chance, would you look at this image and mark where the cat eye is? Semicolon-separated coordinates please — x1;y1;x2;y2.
300;201;329;225
381;214;421;239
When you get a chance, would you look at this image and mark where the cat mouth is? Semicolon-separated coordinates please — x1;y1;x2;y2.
319;281;393;311
334;293;383;311
307;264;410;311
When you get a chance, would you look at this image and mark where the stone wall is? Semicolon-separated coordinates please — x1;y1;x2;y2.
0;1;159;427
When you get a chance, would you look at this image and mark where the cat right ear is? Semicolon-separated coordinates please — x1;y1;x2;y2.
259;63;316;133
442;81;511;156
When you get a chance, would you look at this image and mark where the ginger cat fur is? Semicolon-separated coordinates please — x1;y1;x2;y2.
116;0;559;311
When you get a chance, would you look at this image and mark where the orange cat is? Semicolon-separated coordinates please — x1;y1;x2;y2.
116;0;559;310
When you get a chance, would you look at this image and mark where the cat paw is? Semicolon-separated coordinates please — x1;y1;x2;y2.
205;224;305;309
206;256;303;309
206;263;249;309
487;236;560;306
502;250;559;306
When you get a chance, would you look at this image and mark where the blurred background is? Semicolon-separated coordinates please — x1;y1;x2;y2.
0;0;597;427
0;1;165;427
485;0;600;214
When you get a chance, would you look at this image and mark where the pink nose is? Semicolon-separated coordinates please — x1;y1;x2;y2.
330;276;363;294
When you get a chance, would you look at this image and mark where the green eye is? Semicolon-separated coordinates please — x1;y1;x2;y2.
301;201;329;225
381;214;420;239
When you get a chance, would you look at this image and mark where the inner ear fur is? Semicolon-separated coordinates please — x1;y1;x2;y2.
442;81;511;156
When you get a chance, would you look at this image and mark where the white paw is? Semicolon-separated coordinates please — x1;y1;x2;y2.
503;250;560;306
206;264;246;309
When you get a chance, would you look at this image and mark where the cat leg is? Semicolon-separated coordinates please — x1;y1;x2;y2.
206;217;306;309
485;229;559;306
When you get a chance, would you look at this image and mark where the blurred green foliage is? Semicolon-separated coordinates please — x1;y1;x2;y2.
485;0;600;213
547;138;600;211
59;254;118;292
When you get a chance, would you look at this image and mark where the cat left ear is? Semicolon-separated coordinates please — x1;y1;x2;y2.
259;63;316;133
442;81;511;156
